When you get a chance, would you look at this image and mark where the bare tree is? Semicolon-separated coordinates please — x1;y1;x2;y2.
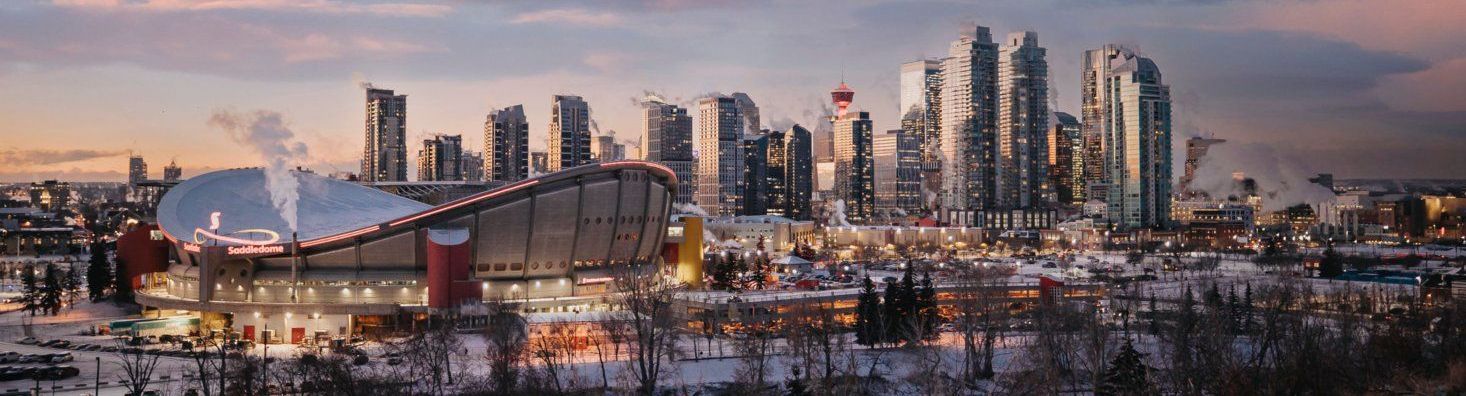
731;315;777;394
400;319;463;394
483;302;528;394
952;264;1007;385
528;319;582;393
113;338;162;396
609;260;681;395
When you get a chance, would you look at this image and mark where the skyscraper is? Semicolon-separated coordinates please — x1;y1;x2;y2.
874;129;923;217
163;160;182;182
1049;112;1083;204
771;125;813;220
642;97;695;204
484;105;529;182
995;31;1050;208
696;96;745;216
1097;46;1173;228
899;59;942;168
548;95;591;173
128;155;148;183
939;25;999;211
363;87;408;182
832;111;875;223
742;133;769;216
1080;45;1127;201
417;134;462;182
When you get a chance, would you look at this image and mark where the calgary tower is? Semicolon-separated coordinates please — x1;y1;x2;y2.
831;80;854;117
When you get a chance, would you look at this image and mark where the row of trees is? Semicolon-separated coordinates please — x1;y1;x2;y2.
14;262;82;316
853;265;938;346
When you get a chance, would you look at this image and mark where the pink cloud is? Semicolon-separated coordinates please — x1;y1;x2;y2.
511;8;622;27
52;0;452;17
1375;57;1466;113
582;52;630;73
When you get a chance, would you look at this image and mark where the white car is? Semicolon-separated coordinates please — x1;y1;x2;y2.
50;353;74;363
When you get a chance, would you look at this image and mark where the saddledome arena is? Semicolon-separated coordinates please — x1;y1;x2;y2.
137;161;675;341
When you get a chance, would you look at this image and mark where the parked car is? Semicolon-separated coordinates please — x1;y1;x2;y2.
15;337;38;345
0;352;19;364
49;353;74;363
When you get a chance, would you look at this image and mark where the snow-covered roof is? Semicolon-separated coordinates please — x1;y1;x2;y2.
156;168;430;245
772;255;811;265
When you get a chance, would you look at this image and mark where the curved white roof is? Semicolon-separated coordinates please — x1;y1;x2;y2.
157;169;430;245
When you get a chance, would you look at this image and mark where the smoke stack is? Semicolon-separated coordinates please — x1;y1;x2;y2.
291;231;299;303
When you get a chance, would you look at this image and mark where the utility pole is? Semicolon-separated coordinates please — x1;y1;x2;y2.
94;356;100;396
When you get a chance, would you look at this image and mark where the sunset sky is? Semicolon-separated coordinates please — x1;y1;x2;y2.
1;0;1463;182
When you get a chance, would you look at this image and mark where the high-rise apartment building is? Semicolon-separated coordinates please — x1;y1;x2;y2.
163;160;182;182
1049;112;1083;204
900;59;943;168
1080;45;1128;201
832;111;875;223
901;59;943;211
547;95;591;173
484;105;529;182
939;25;999;211
642;97;695;204
128;155;148;183
1097;46;1173;228
696;96;746;216
417;134;462;182
995;31;1050;208
363;87;408;182
874;129;923;216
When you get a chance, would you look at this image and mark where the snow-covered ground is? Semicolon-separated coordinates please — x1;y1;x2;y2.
0;247;1451;394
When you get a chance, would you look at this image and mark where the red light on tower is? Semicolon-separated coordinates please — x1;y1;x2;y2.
831;81;854;117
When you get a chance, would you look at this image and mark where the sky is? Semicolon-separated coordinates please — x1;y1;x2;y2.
1;0;1463;182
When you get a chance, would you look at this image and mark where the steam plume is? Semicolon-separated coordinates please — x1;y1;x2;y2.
209;110;310;232
1190;142;1335;212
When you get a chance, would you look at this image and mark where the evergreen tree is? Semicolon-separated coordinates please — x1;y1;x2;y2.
708;253;744;291
1097;338;1152;395
113;255;133;303
61;267;80;309
854;276;883;346
1241;283;1256;333
19;264;39;316
40;263;63;316
917;271;937;339
1226;286;1241;332
1319;246;1344;278
86;241;112;301
882;276;907;344
1203;283;1222;311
